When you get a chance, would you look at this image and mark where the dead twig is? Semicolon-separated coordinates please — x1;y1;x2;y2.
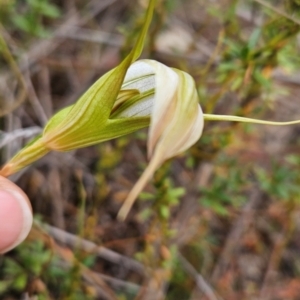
37;66;53;118
24;67;49;126
56;27;123;47
0;127;42;149
37;222;145;275
253;0;300;26
178;253;222;300
211;188;263;284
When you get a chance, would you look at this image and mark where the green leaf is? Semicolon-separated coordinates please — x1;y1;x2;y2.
12;274;27;291
39;3;61;18
159;205;170;219
248;28;261;50
139;192;155;200
12;16;31;32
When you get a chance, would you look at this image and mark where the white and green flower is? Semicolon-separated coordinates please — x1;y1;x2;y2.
1;0;300;219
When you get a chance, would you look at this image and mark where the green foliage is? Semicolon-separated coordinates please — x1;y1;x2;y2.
1;0;61;37
200;158;247;216
97;138;130;170
218;29;273;95
256;156;300;201
0;240;51;297
166;260;191;300
139;165;185;222
0;239;96;299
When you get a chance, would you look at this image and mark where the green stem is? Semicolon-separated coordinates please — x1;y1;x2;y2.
0;137;49;177
203;113;300;126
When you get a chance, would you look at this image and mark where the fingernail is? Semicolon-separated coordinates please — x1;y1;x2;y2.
0;178;33;254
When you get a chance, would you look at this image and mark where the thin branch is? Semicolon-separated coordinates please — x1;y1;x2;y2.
253;0;300;26
211;189;263;283
178;253;222;300
0;127;42;148
56;27;123;47
24;68;49;126
54;257;118;300
37;222;145;275
0;27;28;116
53;254;140;298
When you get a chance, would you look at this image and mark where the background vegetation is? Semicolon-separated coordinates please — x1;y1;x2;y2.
1;0;300;299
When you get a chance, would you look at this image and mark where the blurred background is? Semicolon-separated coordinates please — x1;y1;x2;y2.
1;0;300;299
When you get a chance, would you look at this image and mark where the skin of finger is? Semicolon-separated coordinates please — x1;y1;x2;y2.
0;176;33;254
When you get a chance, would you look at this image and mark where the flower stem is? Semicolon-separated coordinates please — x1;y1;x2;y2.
203;113;300;126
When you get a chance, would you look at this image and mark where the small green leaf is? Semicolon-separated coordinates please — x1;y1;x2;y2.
139;192;155;200
159;205;170;219
248;28;261;50
12;274;27;291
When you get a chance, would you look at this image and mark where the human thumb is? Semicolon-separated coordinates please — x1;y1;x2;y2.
0;176;33;254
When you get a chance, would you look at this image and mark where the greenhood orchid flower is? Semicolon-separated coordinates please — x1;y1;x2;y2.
1;0;300;220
